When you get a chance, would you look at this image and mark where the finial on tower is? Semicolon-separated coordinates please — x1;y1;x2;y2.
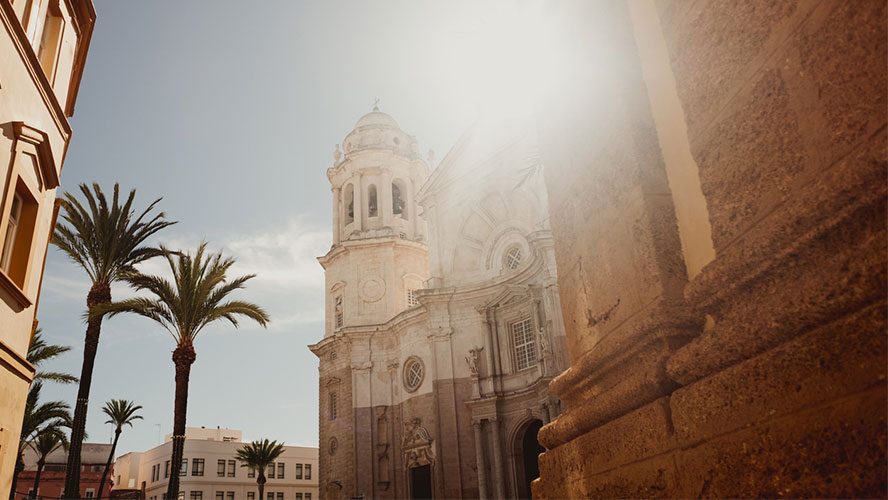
333;144;342;164
427;149;436;167
373;97;380;111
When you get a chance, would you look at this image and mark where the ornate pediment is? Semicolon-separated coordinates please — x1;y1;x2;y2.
403;417;435;468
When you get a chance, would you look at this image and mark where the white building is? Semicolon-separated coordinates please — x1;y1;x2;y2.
114;427;318;500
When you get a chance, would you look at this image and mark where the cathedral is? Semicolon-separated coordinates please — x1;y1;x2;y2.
309;108;568;500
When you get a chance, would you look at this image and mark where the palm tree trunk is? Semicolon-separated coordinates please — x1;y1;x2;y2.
30;460;45;499
9;453;24;500
64;282;111;499
257;472;266;500
97;428;121;500
166;343;195;500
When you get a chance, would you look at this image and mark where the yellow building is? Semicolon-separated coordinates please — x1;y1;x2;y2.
0;0;95;497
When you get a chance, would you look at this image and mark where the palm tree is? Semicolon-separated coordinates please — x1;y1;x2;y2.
28;428;69;500
97;400;143;500
10;383;71;500
93;243;269;499
235;440;285;500
52;183;175;499
27;329;78;385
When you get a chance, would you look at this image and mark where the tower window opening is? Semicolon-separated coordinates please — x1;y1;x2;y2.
344;184;355;224
334;296;343;329
392;181;406;218
407;289;419;307
329;392;338;420
368;184;378;217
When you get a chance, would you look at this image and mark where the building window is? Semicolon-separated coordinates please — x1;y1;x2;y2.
368;184;378;217
403;357;424;392
511;318;537;370
247;493;255;500
190;492;202;500
248;467;255;478
217;460;226;477
329;392;338;420
330;351;337;361
192;458;204;476
165;460;170;478
276;493;284;500
295;463;303;480
85;489;95;499
305;464;312;480
227;460;236;477
392;181;406;217
277;462;284;478
36;3;64;83
178;492;185;500
305;494;311;500
329;438;339;456
334;296;343;329
215;493;223;500
407;288;419;307
267;463;275;479
504;246;523;270
180;459;188;476
267;493;274;500
0;191;23;276
226;492;234;500
295;494;303;500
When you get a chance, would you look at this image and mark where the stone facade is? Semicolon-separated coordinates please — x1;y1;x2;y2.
0;1;95;498
532;0;886;498
310;112;568;499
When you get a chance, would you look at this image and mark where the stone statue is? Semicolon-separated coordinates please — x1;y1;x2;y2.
333;144;342;164
427;149;436;166
538;331;551;359
465;346;483;376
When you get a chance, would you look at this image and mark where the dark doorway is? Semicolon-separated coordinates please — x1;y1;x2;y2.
410;464;433;500
520;420;545;500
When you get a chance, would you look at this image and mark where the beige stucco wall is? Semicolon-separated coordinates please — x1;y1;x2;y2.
0;2;94;497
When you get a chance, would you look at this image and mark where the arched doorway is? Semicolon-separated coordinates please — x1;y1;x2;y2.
517;420;544;500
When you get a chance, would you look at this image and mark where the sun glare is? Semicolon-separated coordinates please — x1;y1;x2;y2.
439;1;571;120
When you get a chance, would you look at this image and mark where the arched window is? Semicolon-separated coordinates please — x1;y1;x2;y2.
392;181;407;218
368;184;378;217
344;184;354;224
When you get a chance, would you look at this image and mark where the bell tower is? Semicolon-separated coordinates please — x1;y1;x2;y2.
319;107;430;337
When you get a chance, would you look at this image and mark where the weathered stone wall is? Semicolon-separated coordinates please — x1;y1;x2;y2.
533;0;886;498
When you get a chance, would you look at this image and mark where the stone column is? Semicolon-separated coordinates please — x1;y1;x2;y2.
381;168;393;228
332;186;341;246
473;421;489;500
490;417;505;499
353;173;364;232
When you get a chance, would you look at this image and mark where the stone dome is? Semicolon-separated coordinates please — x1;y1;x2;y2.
341;107;420;160
354;109;400;129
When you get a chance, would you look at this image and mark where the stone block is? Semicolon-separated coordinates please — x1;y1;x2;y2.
674;386;887;498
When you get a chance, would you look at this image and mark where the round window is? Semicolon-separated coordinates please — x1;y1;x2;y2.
504;246;523;270
403;357;424;392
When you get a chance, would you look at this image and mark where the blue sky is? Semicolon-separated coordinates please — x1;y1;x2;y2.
37;0;559;457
